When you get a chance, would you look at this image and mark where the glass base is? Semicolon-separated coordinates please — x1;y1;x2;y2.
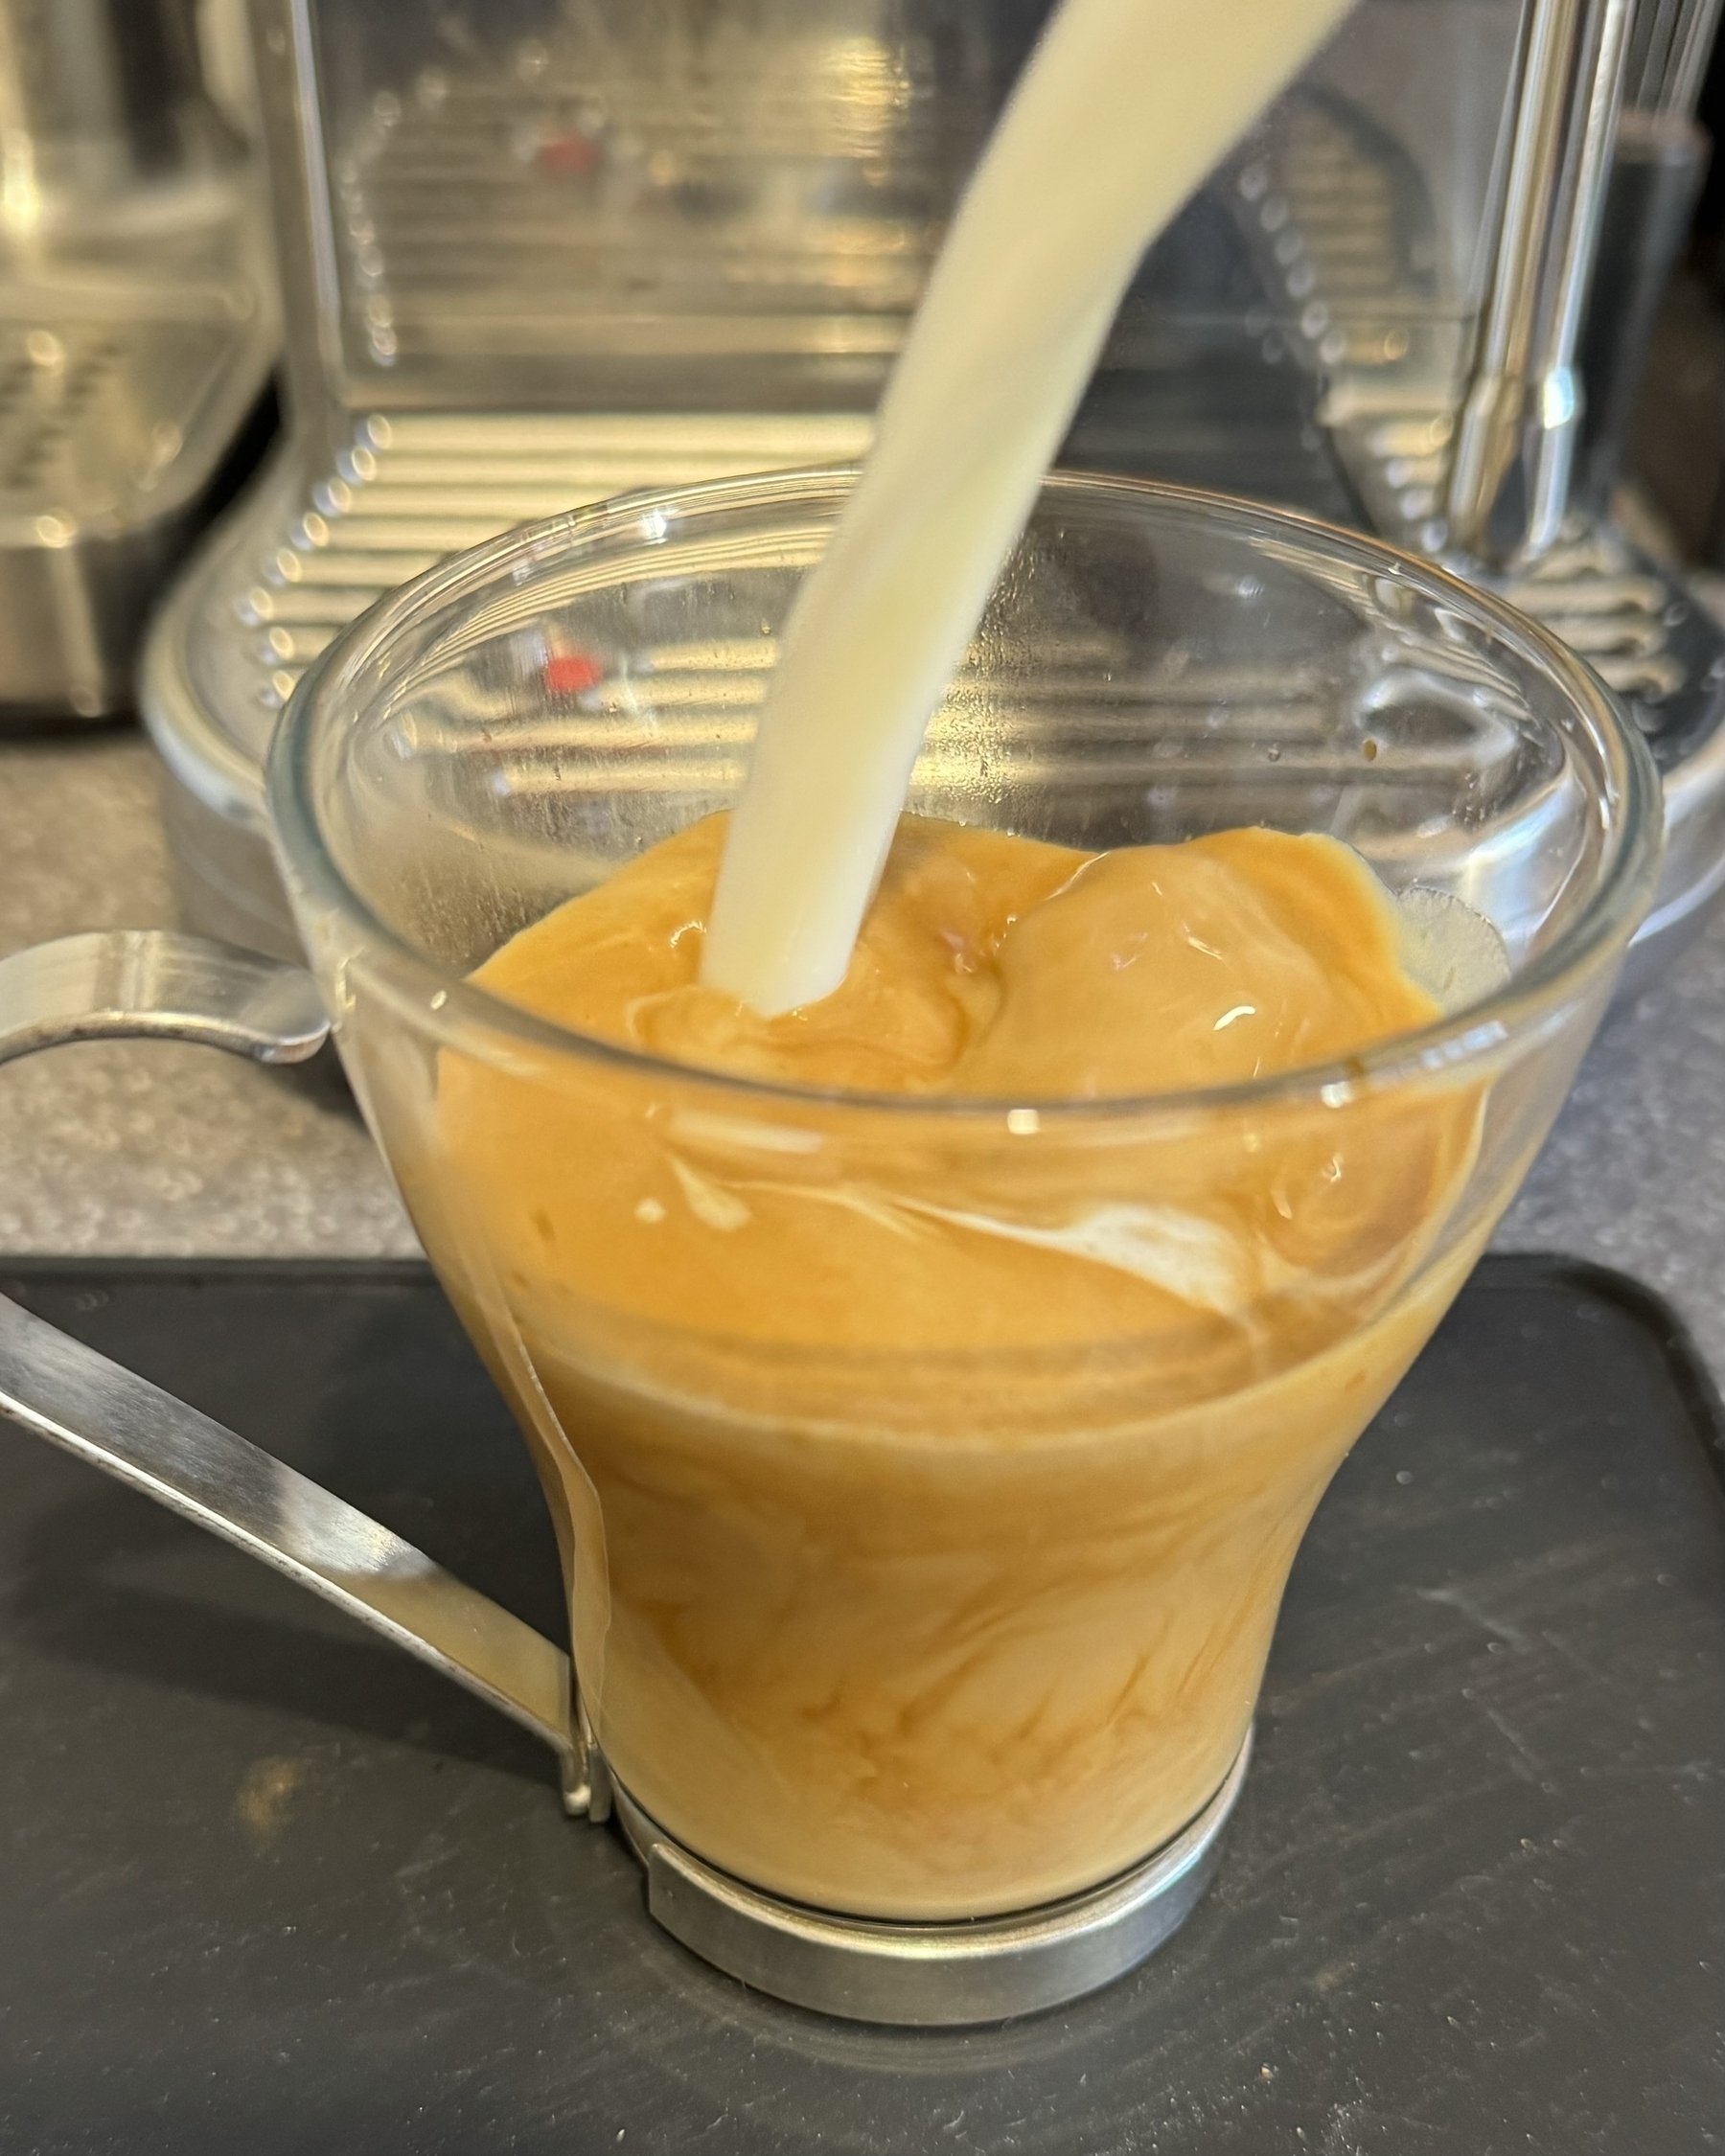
607;1731;1253;2027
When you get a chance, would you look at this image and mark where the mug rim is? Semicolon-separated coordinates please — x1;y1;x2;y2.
266;466;1666;1124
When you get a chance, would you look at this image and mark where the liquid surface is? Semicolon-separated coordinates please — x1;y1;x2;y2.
493;813;1438;1099
701;0;1354;1013
430;817;1485;1917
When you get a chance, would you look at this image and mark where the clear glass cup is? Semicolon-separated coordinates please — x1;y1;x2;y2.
267;470;1661;1923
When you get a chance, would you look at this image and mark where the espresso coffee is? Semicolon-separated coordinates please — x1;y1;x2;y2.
429;815;1483;1918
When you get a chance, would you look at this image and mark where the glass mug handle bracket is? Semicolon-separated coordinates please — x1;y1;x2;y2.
0;927;1253;2024
0;929;602;1819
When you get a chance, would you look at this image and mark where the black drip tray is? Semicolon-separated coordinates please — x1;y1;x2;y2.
0;1255;1719;2155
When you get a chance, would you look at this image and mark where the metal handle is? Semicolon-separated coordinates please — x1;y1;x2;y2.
0;929;596;1813
0;1290;591;1806
0;929;330;1067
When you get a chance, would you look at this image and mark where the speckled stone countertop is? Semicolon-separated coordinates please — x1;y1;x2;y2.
0;737;420;1264
3;731;1723;1376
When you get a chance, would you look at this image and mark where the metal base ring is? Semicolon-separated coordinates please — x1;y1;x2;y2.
609;1731;1253;2026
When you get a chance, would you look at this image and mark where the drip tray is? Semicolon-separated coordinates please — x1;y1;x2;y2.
140;411;873;957
0;1253;1718;2151
141;411;1725;975
0;225;276;721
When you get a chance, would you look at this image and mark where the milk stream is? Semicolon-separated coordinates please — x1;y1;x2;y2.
700;0;1357;1016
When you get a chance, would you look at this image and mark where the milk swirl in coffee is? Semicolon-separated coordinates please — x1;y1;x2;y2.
440;817;1489;1916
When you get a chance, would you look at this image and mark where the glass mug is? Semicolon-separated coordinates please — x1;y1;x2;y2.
0;474;1662;2022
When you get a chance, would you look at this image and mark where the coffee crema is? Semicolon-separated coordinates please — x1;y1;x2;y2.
432;815;1483;1917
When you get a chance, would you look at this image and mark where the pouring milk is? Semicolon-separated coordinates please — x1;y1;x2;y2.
701;0;1358;1016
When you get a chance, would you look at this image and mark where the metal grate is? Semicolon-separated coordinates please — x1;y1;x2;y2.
325;13;999;390
0;314;258;534
0;330;126;499
177;408;874;766
1225;91;1465;556
1502;525;1725;771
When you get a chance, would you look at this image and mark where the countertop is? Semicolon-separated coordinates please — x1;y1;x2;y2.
3;729;1724;1377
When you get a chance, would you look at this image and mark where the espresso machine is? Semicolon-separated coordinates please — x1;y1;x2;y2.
140;0;1725;969
0;0;277;718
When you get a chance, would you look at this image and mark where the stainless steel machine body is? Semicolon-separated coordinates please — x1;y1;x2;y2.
0;0;278;718
141;0;1725;965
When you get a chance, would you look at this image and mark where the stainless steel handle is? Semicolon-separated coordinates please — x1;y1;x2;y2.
0;1290;591;1808
0;928;596;1815
0;929;330;1067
